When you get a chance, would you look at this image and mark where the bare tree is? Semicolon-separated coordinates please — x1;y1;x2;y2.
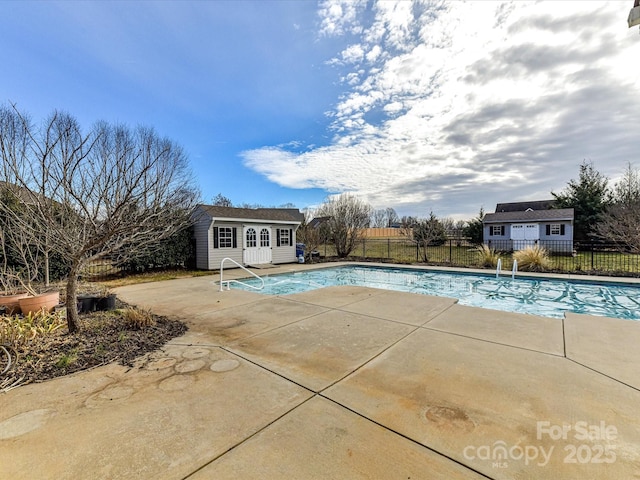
596;163;640;252
612;162;640;206
596;202;640;252
0;187;44;294
371;209;387;228
400;212;446;262
399;215;416;240
211;193;233;207
441;217;467;246
315;193;371;258
296;208;325;262
0;105;199;332
385;207;399;227
371;207;399;227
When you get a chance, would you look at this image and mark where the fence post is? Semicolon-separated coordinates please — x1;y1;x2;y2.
416;243;419;262
362;238;366;257
449;238;453;264
591;243;594;270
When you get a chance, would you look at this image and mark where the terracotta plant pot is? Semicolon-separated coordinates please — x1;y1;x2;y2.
18;291;61;315
0;292;30;315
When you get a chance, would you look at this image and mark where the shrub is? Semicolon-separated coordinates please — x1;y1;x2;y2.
120;227;196;272
123;308;155;330
513;245;551;272
476;244;499;268
0;310;66;347
464;207;485;245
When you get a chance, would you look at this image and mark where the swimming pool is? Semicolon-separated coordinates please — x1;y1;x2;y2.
234;265;640;320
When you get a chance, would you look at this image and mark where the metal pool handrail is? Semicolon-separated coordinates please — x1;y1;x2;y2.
219;258;265;292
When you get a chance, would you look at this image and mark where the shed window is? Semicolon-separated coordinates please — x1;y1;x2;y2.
213;227;237;249
246;228;257;248
546;224;565;236
276;228;292;246
490;225;505;236
219;227;233;248
260;228;270;247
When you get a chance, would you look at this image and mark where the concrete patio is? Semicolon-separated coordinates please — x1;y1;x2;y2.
1;264;639;479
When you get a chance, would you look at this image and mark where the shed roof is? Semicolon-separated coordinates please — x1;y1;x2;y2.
494;200;556;213
309;216;331;229
483;208;574;223
196;204;302;224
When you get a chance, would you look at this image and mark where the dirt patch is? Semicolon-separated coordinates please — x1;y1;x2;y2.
1;303;187;390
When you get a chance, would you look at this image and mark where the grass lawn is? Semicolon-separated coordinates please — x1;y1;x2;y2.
99;269;214;288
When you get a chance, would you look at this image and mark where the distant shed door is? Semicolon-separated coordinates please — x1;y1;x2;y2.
511;223;539;250
243;225;272;265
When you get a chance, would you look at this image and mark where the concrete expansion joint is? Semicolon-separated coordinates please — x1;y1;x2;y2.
419;325;566;358
421;301;458;326
180;395;318;480
561;316;568;358
564;357;640;394
317;393;495;480
219;345;317;394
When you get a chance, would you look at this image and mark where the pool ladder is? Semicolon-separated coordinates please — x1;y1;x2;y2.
496;258;518;280
219;258;265;291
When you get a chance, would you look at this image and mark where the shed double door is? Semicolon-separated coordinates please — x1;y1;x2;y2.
243;225;272;265
511;223;539;250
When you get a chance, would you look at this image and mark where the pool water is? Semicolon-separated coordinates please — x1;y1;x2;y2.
234;265;640;320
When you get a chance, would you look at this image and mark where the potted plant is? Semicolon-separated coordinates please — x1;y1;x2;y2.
77;286;117;313
0;265;59;316
97;292;117;311
0;270;30;315
77;293;99;313
18;290;61;315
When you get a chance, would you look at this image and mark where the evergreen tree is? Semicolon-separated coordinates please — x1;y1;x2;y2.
463;207;485;245
552;161;611;242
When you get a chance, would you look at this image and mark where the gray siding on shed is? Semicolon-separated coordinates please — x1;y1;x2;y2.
209;223;297;267
485;221;573;253
272;226;297;264
191;204;301;270
193;219;211;269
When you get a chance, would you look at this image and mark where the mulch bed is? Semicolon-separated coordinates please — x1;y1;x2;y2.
1;306;187;390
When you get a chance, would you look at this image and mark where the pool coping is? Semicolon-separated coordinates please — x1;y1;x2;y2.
223;260;640;285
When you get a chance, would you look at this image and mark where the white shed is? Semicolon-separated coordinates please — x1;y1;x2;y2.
192;204;303;270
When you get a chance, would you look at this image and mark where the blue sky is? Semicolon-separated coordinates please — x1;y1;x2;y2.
2;1;639;219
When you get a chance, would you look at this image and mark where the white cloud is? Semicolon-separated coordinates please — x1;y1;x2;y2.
366;44;382;63
317;0;367;37
340;43;365;63
243;1;640;218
